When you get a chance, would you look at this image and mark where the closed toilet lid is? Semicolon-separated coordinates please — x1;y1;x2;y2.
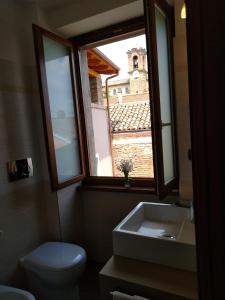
21;242;86;272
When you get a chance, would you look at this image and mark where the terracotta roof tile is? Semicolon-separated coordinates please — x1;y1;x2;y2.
110;102;151;132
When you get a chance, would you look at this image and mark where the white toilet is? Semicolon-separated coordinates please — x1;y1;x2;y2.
20;242;86;300
0;285;36;300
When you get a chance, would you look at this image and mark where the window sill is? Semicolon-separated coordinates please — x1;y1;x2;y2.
78;184;156;194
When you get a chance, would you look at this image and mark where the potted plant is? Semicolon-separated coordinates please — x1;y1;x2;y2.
117;159;134;188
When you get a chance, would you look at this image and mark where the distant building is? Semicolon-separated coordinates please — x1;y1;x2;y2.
103;47;149;99
110;101;153;177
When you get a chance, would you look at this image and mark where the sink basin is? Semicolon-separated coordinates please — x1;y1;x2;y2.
113;202;196;271
0;285;35;300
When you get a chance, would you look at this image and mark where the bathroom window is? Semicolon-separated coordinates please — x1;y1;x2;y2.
73;0;177;196
33;0;178;197
78;32;153;181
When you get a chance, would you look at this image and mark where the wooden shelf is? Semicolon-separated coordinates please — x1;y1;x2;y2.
78;184;156;194
99;255;198;300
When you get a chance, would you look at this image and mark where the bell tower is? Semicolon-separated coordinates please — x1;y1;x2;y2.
127;47;148;94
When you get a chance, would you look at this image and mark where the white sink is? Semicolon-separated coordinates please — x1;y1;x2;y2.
0;285;35;300
113;202;196;272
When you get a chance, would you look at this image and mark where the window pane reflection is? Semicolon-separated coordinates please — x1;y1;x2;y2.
43;36;81;183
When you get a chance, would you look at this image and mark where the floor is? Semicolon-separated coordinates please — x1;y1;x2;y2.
79;261;103;300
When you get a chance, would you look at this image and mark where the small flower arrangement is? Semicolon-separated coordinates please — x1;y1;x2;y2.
117;159;134;187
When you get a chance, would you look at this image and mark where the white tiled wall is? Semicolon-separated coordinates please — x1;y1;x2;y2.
0;0;60;285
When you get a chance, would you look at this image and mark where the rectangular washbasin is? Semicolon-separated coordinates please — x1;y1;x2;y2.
113;202;196;271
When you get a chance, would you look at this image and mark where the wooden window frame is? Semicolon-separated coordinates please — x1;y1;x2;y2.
72;17;155;191
71;12;178;194
33;25;85;191
33;5;178;194
71;17;145;48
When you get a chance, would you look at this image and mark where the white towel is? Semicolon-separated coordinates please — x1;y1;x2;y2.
111;291;151;300
134;296;151;300
111;291;133;300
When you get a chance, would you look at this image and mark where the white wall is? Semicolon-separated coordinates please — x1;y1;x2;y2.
0;0;60;285
80;191;156;262
80;191;178;262
44;0;142;36
91;104;113;176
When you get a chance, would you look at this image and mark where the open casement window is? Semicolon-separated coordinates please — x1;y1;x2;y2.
70;11;178;196
72;18;156;191
144;0;178;197
33;25;85;190
33;7;178;196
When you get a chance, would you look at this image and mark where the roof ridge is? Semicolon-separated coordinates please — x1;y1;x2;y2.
110;101;149;107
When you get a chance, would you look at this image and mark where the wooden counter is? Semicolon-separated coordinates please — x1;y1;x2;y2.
99;255;198;300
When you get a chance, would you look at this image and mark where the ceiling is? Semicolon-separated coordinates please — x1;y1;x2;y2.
57;1;144;37
37;0;74;11
35;0;174;37
37;0;174;13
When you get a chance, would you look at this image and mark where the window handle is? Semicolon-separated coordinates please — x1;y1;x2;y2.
160;120;171;128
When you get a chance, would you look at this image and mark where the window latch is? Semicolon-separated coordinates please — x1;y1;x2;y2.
160;120;171;128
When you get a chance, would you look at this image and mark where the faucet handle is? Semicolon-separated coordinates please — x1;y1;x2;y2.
190;201;195;223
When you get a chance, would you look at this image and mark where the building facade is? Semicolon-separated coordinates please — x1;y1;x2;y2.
103;47;149;99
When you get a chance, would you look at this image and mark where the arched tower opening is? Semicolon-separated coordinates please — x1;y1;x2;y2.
133;55;138;69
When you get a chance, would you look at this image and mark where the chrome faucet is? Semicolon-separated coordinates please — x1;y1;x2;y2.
172;199;195;223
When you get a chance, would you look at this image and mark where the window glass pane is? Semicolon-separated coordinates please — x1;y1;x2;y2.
155;7;171;124
43;36;81;183
155;6;175;184
82;34;154;178
162;125;174;183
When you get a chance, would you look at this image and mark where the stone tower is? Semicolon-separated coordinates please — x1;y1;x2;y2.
127;47;148;94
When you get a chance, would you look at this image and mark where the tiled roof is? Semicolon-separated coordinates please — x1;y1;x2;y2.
110;102;151;132
102;79;129;87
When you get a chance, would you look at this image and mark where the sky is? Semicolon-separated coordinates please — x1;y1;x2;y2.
97;34;147;81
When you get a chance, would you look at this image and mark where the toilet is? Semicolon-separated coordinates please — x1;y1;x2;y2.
0;284;36;300
20;242;86;300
